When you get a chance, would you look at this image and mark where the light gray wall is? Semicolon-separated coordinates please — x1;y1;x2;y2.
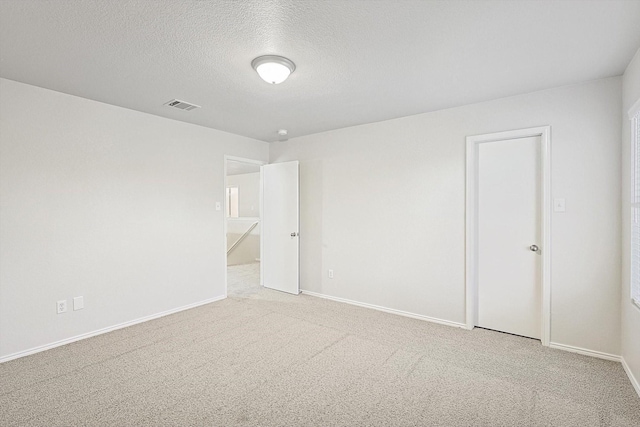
0;78;268;359
271;77;622;356
621;48;640;391
0;74;628;364
226;172;260;218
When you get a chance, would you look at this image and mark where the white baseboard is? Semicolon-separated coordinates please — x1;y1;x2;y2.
622;357;640;398
301;290;467;329
0;295;226;364
549;342;621;362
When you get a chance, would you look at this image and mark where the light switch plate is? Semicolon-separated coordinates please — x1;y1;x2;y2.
554;198;566;213
215;202;221;211
73;296;84;311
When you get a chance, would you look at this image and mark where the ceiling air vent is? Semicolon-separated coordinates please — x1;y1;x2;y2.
164;99;200;111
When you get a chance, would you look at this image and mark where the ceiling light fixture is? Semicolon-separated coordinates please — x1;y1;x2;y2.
251;55;296;84
278;129;288;136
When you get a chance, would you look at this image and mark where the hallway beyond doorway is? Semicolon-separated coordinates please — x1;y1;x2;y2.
227;262;261;297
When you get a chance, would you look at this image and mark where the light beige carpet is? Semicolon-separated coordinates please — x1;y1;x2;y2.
1;278;639;426
227;262;261;297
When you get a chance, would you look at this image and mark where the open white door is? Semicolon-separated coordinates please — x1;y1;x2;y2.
261;161;299;294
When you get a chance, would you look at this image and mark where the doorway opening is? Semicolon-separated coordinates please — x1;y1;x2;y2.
225;156;265;298
465;126;551;345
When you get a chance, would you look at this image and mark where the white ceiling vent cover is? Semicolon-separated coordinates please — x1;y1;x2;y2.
164;99;200;111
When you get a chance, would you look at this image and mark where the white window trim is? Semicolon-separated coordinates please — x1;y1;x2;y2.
629;97;640;311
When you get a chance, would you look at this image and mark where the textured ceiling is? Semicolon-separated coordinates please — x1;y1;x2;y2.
1;0;640;142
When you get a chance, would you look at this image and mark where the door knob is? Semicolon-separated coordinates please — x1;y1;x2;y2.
290;232;298;237
529;245;539;252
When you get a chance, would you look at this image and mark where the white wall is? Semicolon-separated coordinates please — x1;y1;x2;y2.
0;78;268;359
271;77;622;356
226;172;260;217
621;49;640;391
0;74;627;363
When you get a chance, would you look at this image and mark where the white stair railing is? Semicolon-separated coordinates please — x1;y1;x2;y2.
227;221;259;255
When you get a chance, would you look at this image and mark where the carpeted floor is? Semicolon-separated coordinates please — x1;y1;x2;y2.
227;262;261;297
1;272;639;426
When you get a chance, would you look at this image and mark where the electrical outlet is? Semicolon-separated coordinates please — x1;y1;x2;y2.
57;300;67;314
328;269;334;279
554;198;566;212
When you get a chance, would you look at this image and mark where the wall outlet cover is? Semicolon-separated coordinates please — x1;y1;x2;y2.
57;300;67;314
554;198;566;212
73;296;84;311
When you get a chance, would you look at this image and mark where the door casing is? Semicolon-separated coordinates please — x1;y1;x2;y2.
465;126;551;346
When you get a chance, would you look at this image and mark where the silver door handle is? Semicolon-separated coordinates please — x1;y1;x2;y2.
290;232;299;237
529;245;539;252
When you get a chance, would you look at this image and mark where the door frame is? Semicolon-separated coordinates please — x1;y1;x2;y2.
223;155;267;297
465;126;551;346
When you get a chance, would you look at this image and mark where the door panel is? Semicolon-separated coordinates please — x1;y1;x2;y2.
262;161;299;294
477;136;541;339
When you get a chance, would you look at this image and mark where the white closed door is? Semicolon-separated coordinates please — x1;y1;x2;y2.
477;136;541;339
262;161;299;295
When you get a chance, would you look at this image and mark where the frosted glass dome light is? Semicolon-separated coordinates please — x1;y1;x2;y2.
251;55;296;84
